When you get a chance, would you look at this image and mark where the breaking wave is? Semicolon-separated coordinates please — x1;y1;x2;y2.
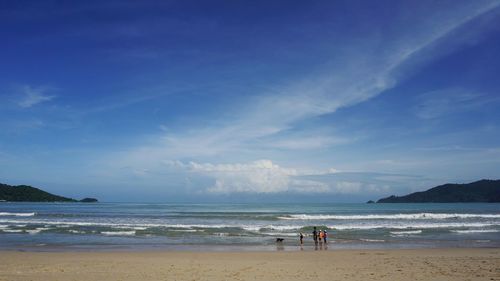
450;229;499;234
278;213;500;220
0;212;36;217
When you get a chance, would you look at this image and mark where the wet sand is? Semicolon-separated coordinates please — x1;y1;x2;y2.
0;248;499;281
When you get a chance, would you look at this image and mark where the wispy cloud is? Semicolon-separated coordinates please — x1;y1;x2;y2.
264;136;349;150
414;88;489;119
86;2;500;198
149;3;498;156
16;1;497;198
17;85;56;108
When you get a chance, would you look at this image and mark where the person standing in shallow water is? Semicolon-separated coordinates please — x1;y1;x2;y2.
312;227;318;244
299;232;304;245
323;230;328;244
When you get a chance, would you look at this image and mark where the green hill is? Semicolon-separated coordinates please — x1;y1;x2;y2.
377;179;500;203
0;183;97;202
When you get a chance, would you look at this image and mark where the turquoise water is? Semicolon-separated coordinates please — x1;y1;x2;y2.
0;202;499;251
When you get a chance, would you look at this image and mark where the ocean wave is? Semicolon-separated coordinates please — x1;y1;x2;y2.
0;218;303;233
360;238;385;242
331;222;498;230
101;231;136;236
131;227;148;230
1;229;23;233
390;230;422;235
0;212;36;217
1;218;499;233
278;213;500;220
0;219;238;229
26;228;49;235
450;229;499;234
255;225;301;231
260;232;299;237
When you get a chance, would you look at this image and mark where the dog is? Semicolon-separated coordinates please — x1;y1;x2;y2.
276;238;284;243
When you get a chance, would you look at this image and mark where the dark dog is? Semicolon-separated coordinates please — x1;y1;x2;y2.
276;238;284;243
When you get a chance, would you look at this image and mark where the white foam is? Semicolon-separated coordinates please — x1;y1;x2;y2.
26;229;42;234
331;222;498;230
260;232;298;237
450;229;499;234
241;226;261;232
2;229;23;233
260;225;301;231
1;218;498;233
241;225;302;232
0;219;238;229
132;227;147;230
170;229;199;232
0;212;35;217
360;238;385;242
279;213;500;220
390;230;422;235
101;231;136;236
69;230;85;234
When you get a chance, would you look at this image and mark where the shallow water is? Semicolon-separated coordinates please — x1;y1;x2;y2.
0;202;499;251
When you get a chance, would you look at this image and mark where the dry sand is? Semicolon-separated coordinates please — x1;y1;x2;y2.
0;248;499;281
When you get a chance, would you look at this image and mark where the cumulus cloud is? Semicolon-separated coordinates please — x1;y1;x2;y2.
167;159;391;195
169;159;297;193
17;85;56;108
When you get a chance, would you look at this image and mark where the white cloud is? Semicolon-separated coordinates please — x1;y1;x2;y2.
132;168;150;177
331;181;363;194
327;168;341;174
265;136;349;150
17;85;56;108
167;159;389;195
170;159;297;193
123;1;499;161
288;179;331;193
93;2;500;193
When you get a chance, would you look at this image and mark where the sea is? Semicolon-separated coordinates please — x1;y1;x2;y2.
0;202;499;251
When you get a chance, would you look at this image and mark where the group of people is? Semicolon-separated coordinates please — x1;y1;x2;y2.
298;227;328;245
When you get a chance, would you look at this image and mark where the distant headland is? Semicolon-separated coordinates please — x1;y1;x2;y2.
0;183;98;203
375;179;500;203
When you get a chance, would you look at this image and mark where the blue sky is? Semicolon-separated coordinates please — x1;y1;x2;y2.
1;0;500;202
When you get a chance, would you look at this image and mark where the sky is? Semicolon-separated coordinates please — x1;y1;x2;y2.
1;0;500;202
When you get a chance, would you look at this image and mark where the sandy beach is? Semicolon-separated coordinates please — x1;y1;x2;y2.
0;248;498;281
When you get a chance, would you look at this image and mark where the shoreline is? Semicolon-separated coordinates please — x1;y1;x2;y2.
0;248;498;281
2;240;499;253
